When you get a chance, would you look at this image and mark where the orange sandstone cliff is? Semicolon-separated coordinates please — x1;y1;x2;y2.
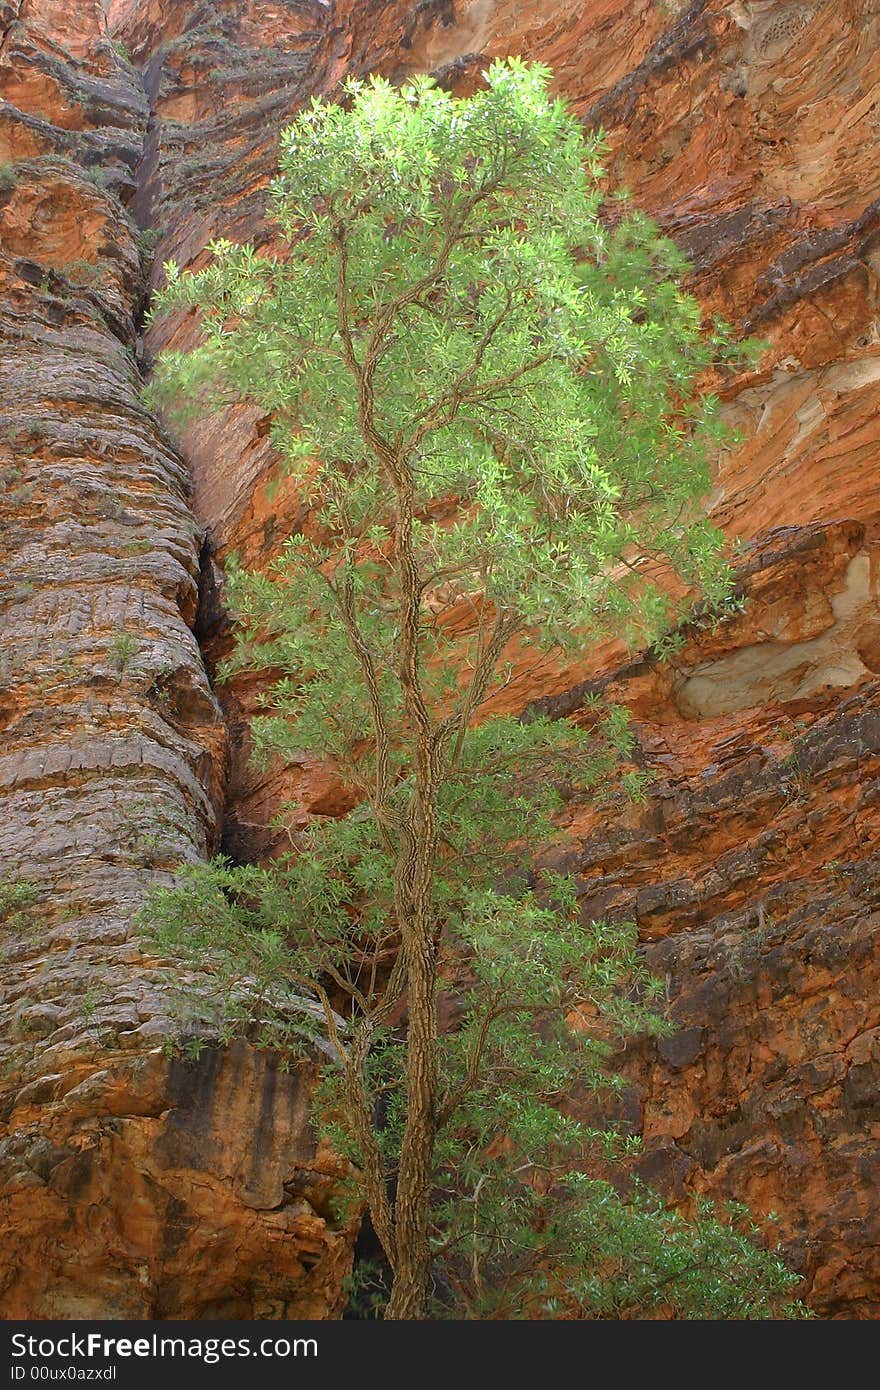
0;0;878;1317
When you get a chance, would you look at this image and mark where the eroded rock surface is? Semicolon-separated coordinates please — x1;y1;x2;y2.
2;0;878;1316
0;0;350;1319
551;521;880;1317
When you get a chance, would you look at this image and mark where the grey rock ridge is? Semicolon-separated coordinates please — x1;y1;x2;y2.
0;0;351;1319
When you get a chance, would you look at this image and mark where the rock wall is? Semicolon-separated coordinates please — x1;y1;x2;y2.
0;0;351;1320
1;0;878;1316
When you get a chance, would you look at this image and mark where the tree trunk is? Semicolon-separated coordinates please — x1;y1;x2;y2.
385;802;440;1319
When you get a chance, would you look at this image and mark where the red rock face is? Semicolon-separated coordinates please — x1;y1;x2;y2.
0;0;351;1319
2;0;879;1316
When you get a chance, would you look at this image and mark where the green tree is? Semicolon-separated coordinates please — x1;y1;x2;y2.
142;60;802;1320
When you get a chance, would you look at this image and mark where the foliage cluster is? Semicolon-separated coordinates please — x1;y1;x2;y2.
142;60;802;1320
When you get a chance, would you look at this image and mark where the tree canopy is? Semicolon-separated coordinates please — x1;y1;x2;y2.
142;59;802;1321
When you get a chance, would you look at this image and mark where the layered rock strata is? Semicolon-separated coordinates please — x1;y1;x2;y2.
1;0;877;1316
549;518;880;1317
108;0;880;1316
0;0;350;1319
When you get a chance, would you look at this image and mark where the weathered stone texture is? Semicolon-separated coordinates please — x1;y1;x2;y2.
0;0;350;1320
3;0;879;1317
553;523;880;1315
105;0;880;1316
